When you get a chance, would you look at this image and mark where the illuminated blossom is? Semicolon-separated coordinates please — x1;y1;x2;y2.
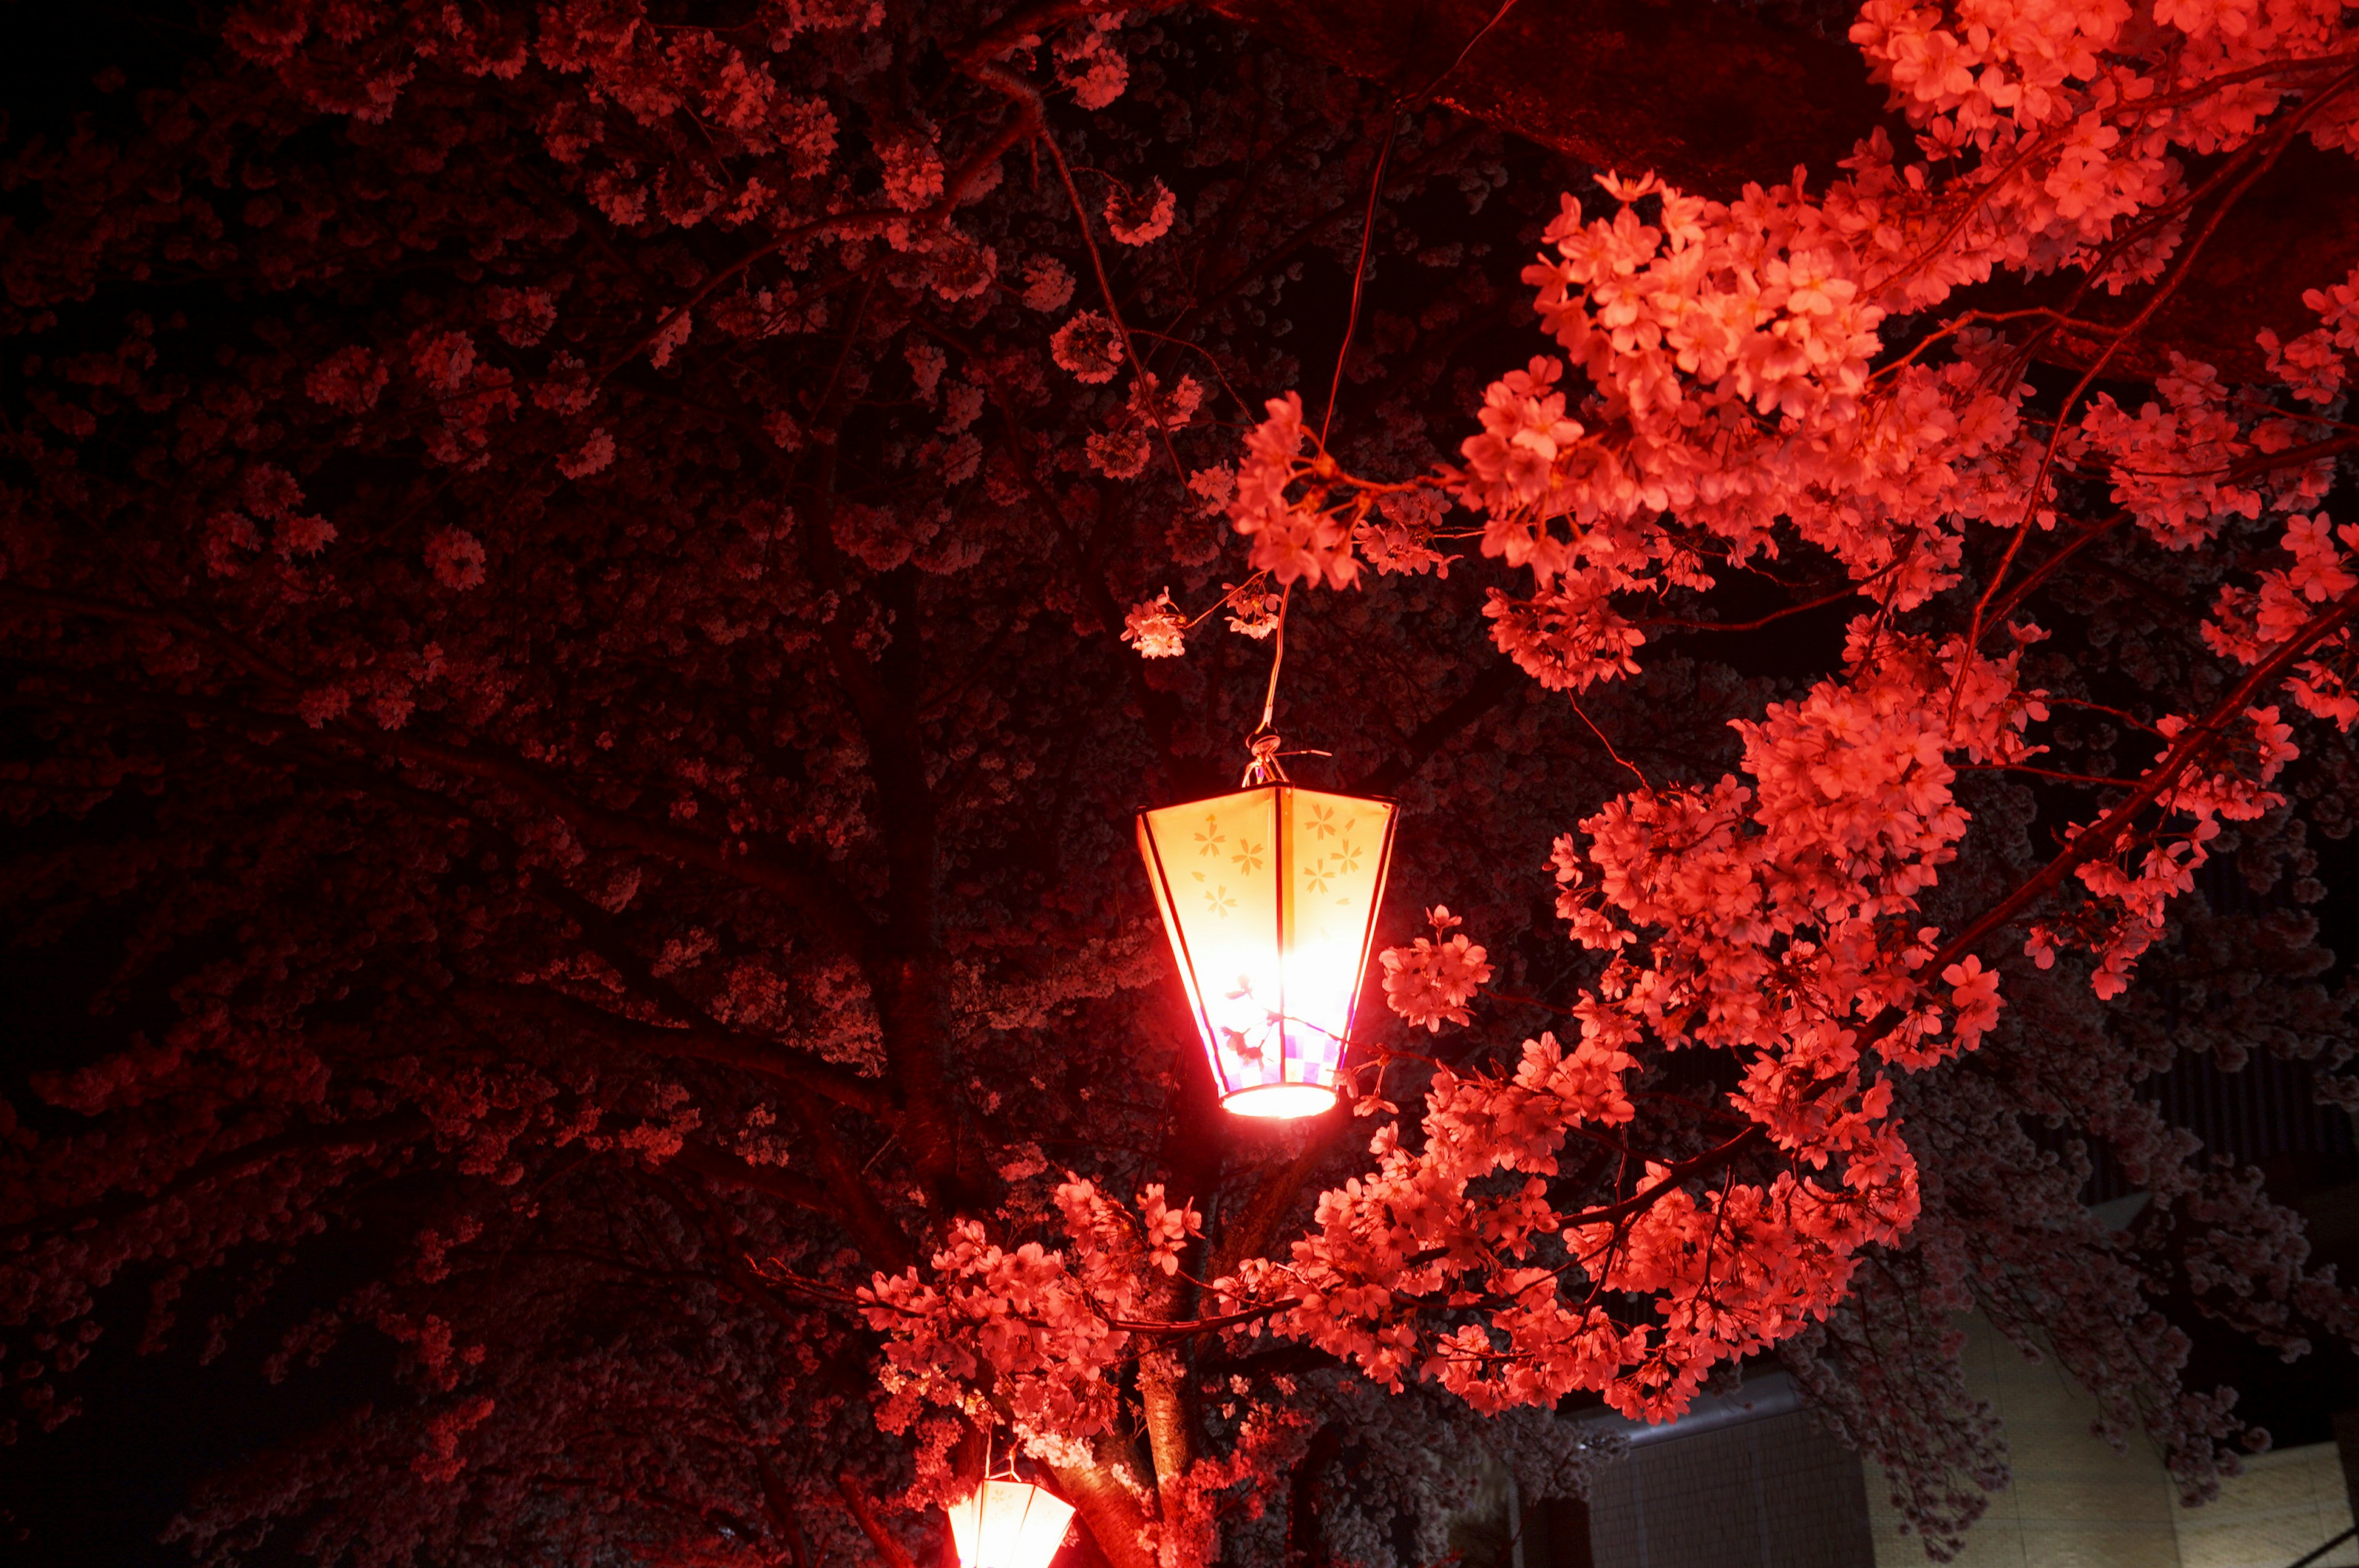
1379;927;1494;1032
1022;256;1076;313
1049;310;1124;383
1121;591;1187;658
1106;178;1176;246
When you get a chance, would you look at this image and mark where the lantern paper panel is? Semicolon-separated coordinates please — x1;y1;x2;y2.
1136;785;1396;1118
946;1480;1075;1568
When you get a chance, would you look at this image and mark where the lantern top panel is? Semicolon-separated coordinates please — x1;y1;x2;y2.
1136;784;1395;929
1134;781;1397;819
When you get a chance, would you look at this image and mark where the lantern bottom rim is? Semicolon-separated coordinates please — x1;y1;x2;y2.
1221;1082;1339;1119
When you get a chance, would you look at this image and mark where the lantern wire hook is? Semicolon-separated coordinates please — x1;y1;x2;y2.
1242;584;1293;786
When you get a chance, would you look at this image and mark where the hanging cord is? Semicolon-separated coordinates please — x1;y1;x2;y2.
1254;583;1291;736
982;1426;1020;1483
1242;585;1293;785
1236;588;1331;786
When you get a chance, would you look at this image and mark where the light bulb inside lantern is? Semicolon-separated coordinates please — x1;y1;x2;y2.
1136;785;1396;1118
946;1479;1075;1568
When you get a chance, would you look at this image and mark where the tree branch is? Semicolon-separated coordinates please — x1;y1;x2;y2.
1352;658;1521;795
1210;1105;1355;1282
668;1139;832;1212
347;725;872;942
1935;585;2359;972
836;1470;922;1568
464;980;888;1118
0;1112;429;1246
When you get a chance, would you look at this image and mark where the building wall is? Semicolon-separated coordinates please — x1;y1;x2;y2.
1572;1312;2358;1568
2170;1442;2356;1568
1586;1401;1877;1568
1866;1313;2181;1568
1863;1315;2358;1568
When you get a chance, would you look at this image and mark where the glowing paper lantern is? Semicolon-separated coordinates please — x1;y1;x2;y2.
1136;784;1398;1118
946;1479;1076;1568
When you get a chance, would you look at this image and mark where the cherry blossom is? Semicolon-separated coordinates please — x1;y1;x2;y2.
1106;178;1179;246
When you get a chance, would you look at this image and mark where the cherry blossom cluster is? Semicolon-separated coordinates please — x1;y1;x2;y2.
859;1180;1202;1462
1376;907;1495;1032
1157;0;2359;1438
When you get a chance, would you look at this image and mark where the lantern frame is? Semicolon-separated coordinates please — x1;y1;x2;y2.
1135;782;1398;1118
945;1476;1075;1568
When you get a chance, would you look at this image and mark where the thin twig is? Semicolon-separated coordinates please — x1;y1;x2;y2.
1570;695;1648;786
1321;112;1400;447
1036;120;1187;488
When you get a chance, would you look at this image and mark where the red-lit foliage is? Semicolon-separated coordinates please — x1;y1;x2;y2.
4;2;2359;1564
